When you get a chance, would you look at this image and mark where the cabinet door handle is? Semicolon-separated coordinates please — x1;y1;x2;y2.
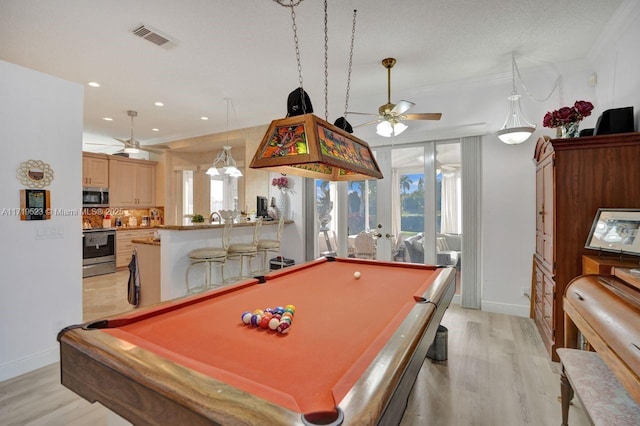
573;291;584;301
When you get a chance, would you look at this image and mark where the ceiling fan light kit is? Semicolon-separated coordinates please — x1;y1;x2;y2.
376;120;407;137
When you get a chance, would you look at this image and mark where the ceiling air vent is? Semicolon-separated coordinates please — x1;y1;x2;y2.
132;25;176;49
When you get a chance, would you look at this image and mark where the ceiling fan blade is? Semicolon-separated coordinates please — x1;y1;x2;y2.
346;111;379;117
85;142;121;147
353;119;381;128
139;146;166;154
403;113;442;121
391;100;415;115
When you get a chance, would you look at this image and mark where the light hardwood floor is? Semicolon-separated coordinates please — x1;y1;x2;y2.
0;271;589;426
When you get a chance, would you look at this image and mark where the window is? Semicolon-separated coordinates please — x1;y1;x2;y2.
182;170;194;225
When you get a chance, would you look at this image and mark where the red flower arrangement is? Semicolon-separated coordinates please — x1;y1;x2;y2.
543;100;594;128
272;176;290;190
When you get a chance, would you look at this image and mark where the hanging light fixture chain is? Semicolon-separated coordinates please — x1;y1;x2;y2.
343;9;357;118
323;0;329;121
279;0;308;114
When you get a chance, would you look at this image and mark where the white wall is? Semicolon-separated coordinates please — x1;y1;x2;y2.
589;0;640;128
0;60;83;381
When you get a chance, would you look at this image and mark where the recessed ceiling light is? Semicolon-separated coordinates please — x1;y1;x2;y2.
152;128;159;132
154;102;164;107
102;117;113;121
201;116;209;120
88;82;101;87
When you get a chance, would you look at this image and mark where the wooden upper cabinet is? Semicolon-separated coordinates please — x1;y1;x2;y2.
82;152;109;187
109;156;157;208
532;132;640;361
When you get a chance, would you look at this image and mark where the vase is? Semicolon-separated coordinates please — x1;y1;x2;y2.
276;189;290;220
560;122;580;138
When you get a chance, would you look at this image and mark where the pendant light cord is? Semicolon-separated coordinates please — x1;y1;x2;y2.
511;54;560;103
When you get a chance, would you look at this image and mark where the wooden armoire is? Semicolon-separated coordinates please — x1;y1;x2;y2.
532;132;640;361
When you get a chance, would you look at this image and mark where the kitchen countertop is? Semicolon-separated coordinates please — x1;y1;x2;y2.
132;238;161;246
158;219;291;231
115;226;158;231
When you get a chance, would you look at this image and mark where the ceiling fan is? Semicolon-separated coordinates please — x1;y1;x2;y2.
112;110;168;154
347;58;442;137
85;110;168;154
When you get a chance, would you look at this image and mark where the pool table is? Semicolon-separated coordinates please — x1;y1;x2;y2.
59;257;455;425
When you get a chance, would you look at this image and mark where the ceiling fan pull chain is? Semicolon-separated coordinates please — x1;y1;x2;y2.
323;0;329;121
343;9;357;119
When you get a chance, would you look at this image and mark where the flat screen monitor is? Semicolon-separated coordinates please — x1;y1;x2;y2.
257;196;268;218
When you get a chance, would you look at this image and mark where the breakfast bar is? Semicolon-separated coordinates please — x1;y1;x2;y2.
137;220;294;302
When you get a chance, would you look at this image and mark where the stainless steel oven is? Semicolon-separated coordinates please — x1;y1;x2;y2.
82;228;116;277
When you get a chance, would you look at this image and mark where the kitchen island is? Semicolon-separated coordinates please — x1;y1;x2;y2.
134;220;294;302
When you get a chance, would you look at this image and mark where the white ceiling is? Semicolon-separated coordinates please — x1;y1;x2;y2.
0;0;623;155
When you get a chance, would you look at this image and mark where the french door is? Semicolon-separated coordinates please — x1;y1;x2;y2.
309;137;481;308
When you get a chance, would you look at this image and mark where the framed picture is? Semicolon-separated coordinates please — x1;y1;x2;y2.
585;208;640;256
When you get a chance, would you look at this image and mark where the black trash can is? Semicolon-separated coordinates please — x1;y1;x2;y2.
269;256;295;270
427;325;448;361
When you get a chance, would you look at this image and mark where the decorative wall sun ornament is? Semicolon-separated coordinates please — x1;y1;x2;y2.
17;159;54;188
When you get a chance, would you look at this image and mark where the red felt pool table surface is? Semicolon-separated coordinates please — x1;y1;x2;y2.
59;257;455;425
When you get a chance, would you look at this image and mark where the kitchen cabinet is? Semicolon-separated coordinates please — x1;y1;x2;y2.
532;133;640;361
82;152;109;187
109;156;157;208
116;228;156;268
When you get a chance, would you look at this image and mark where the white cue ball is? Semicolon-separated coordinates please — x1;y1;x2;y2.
354;271;361;279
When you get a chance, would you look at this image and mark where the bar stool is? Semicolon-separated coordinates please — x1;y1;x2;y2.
256;216;285;274
226;218;262;281
185;221;232;293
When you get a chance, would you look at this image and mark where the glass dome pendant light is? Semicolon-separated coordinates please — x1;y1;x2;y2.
497;56;536;145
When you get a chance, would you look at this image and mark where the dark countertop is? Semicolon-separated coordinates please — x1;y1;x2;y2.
132;238;161;246
158;220;291;231
115;226;158;231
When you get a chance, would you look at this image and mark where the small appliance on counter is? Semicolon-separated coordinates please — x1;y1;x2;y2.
150;208;162;226
141;216;150;226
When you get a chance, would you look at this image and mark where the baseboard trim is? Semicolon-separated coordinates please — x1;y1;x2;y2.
0;347;59;382
481;300;530;317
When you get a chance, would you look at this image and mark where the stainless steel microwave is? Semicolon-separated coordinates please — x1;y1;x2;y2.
82;187;109;207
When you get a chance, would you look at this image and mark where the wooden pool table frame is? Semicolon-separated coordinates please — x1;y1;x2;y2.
58;258;455;425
